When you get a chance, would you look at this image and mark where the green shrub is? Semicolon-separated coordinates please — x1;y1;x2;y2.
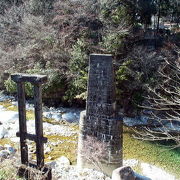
4;63;66;99
4;78;34;97
116;60;132;82
115;59;145;113
101;32;128;56
4;78;17;94
29;0;53;15
65;38;88;103
101;2;132;26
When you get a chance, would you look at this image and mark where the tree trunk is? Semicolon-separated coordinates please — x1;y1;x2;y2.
157;0;161;33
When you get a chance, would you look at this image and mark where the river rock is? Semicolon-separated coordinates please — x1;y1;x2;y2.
56;156;70;166
0;111;19;124
141;163;175;180
4;123;19;138
62;112;77;122
10;137;20;142
43;112;53;119
0;150;10;158
4;144;16;154
0;105;5;111
112;166;135;180
26;103;34;110
11;101;18;106
44;146;52;154
123;159;139;167
134;173;151;180
152;122;180;134
123;116;150;127
0;145;3;150
49;164;111;180
0;95;14;102
0;126;8;139
43;122;76;136
52;113;62;121
78;168;111;180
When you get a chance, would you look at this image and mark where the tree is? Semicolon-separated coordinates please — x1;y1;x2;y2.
29;0;54;15
135;46;180;148
169;0;180;26
154;0;179;32
102;0;157;29
137;0;156;29
101;0;137;27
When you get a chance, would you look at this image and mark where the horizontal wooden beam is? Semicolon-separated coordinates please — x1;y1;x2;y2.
11;74;47;83
16;132;48;143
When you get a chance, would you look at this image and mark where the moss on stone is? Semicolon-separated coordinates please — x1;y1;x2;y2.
26;110;35;120
0;101;17;111
44;134;78;164
42;117;79;131
42;117;65;125
0;138;15;146
0;138;19;152
0;101;35;120
30;134;78;164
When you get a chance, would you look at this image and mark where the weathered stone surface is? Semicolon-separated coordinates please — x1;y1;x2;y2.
4;144;16;154
0;150;10;158
141;163;174;180
112;166;152;180
56;156;70;167
134;173;152;180
77;54;123;176
11;73;47;83
0;126;7;139
62;112;77;122
112;166;135;180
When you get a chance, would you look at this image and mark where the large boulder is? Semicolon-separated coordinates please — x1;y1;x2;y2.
112;166;135;180
56;156;70;167
112;166;152;180
62;112;78;123
0;126;8;139
0;150;10;158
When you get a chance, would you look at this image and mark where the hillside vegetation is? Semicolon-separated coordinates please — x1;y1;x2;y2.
0;0;179;113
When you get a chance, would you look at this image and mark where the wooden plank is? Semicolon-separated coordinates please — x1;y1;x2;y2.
17;82;28;165
16;132;48;143
11;74;47;83
34;84;44;169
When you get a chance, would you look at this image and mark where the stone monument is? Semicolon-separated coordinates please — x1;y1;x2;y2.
77;54;123;176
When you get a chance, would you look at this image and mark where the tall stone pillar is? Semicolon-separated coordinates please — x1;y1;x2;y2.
77;54;123;176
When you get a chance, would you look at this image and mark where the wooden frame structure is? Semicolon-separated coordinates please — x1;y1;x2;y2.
11;73;51;180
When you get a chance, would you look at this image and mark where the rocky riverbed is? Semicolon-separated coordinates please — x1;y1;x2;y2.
0;94;179;180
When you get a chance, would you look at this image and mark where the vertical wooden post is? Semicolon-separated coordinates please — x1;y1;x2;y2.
34;83;44;169
17;82;28;165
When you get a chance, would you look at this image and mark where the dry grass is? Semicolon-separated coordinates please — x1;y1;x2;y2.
0;154;22;180
0;154;54;180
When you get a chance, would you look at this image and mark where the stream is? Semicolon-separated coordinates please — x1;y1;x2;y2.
0;94;179;180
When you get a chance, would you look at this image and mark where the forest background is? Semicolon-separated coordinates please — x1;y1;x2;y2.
0;0;179;144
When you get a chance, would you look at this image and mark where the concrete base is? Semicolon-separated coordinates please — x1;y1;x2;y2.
77;155;121;177
77;111;122;176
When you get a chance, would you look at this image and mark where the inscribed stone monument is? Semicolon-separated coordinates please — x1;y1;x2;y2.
77;54;123;176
